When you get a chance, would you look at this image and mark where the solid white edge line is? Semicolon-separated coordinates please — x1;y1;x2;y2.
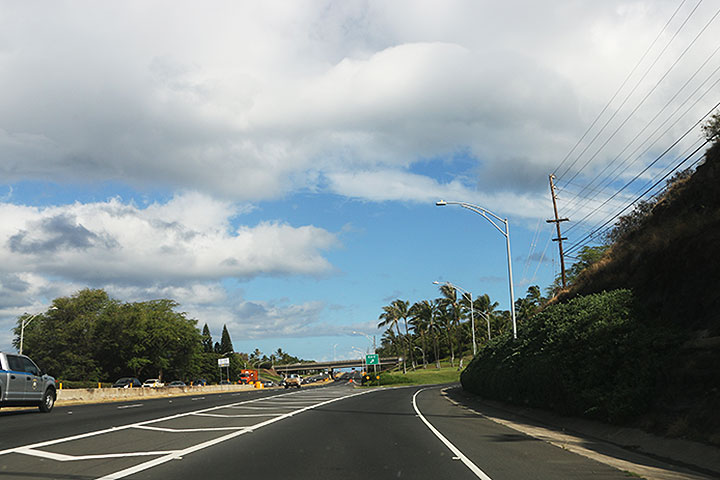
96;388;374;480
412;388;494;480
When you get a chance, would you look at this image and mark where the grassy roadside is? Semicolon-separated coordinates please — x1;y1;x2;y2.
361;362;464;387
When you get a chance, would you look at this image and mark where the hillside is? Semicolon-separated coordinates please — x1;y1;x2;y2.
557;141;720;334
555;141;720;444
462;141;720;446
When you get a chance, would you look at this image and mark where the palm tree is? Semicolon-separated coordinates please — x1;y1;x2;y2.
378;302;405;373
394;299;415;370
409;300;433;368
437;284;461;367
473;293;498;343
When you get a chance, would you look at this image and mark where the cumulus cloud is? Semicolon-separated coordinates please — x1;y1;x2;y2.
0;1;715;207
0;192;339;284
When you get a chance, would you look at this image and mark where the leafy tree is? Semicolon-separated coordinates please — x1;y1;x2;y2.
14;288;114;381
702;110;720;143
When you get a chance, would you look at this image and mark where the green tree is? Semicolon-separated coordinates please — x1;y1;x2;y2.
437;284;461;367
409;299;441;368
14;288;114;381
702;110;720;142
220;325;234;354
201;324;213;353
378;303;404;373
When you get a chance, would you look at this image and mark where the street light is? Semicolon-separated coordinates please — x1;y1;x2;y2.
436;200;517;339
19;306;56;355
434;281;476;356
353;331;378;377
352;331;376;353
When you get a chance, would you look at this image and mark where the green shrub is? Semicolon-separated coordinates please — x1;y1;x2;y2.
461;289;678;423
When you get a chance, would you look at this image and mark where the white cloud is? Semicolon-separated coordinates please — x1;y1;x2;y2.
0;1;715;205
0;192;339;284
325;169;545;219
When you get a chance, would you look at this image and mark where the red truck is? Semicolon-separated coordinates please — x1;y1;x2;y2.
238;369;258;384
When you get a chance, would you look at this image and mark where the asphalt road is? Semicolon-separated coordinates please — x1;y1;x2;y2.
0;382;635;479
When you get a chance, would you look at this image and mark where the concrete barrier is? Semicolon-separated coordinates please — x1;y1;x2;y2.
56;384;258;405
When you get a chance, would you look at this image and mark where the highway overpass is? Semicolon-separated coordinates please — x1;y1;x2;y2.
273;357;400;374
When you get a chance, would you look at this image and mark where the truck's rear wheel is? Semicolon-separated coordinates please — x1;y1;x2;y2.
39;389;55;413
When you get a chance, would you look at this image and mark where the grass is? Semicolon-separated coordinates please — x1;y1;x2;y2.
363;363;462;387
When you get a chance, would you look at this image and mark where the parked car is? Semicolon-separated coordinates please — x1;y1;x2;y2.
262;380;276;387
167;381;186;387
112;377;142;388
190;379;207;386
0;351;56;413
142;378;164;388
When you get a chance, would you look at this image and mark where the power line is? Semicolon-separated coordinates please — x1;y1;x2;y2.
555;0;703;181
561;43;720;218
552;0;691;177
560;2;720;187
563;72;720;222
564;100;720;235
564;139;710;254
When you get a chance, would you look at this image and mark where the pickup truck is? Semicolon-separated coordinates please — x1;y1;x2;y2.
0;352;57;412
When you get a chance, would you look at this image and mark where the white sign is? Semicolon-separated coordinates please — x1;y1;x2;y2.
218;357;230;367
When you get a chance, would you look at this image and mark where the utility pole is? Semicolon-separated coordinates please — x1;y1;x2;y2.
546;174;569;288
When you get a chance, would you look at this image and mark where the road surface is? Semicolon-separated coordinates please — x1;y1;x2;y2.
0;382;639;479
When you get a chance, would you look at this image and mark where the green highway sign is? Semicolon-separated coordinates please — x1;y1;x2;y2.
366;354;379;365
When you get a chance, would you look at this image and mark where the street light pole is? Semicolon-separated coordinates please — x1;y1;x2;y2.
19;313;41;356
19;306;56;356
353;331;378;378
436;200;517;339
434;281;476;356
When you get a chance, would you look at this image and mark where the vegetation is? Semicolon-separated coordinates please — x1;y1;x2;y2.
14;289;306;383
461;289;677;422
365;364;461;387
376;283;529;372
461;116;720;444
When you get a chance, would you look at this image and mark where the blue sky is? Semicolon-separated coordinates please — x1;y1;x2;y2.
1;1;717;361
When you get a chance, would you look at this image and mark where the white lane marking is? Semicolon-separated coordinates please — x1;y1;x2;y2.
17;448;179;462
413;388;494;480
97;389;372;480
226;405;293;410
191;412;280;418
191;397;205;401
0;390;304;457
116;404;143;410
134;425;251;433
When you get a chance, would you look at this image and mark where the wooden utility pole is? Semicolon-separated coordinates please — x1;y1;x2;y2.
547;174;569;288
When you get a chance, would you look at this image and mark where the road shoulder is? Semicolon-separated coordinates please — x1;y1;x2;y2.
443;387;719;480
